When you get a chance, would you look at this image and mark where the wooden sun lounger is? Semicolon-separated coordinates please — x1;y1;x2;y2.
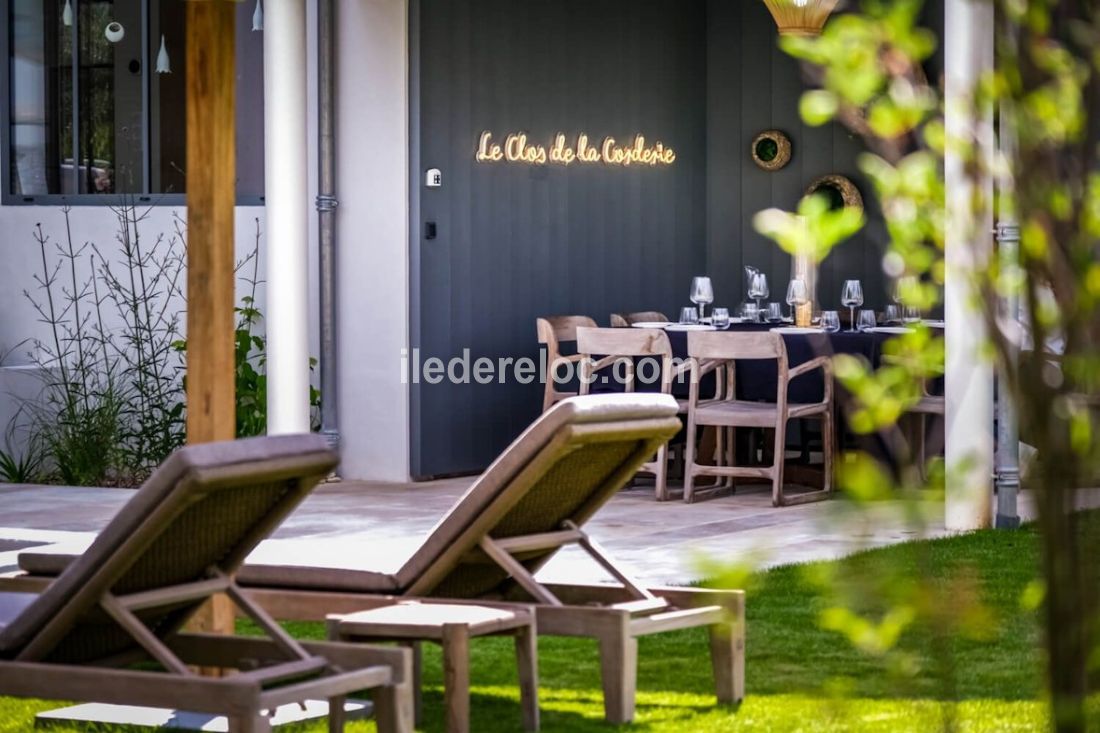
0;435;413;733
237;395;746;725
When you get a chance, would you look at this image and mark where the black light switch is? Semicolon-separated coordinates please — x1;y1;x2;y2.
425;221;438;240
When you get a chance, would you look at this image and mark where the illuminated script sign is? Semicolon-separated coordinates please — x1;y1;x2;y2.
475;131;676;167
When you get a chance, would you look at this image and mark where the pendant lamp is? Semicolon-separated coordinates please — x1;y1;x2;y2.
763;0;839;36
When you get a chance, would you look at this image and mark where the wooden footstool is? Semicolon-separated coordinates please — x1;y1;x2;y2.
328;602;539;733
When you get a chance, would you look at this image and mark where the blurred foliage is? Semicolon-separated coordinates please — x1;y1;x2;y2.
744;0;1100;730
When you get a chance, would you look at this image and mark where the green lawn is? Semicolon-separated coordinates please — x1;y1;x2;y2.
3;513;1098;732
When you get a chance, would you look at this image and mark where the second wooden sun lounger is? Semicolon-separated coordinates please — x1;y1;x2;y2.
0;434;413;733
239;394;746;725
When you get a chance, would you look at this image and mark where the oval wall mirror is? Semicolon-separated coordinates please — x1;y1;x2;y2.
805;174;863;213
751;130;791;171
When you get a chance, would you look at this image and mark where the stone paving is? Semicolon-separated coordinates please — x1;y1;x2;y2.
4;477;1087;586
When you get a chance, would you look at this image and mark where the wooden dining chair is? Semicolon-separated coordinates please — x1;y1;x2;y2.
536;316;598;412
575;327;689;501
683;331;835;506
908;388;945;478
609;311;671;328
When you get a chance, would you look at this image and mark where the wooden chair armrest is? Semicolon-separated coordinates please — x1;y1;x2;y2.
670;358;693;381
549;353;586;374
587;354;624;373
688;358;725;382
788;356;831;381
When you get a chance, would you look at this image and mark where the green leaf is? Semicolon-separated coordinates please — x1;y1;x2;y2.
800;90;839;126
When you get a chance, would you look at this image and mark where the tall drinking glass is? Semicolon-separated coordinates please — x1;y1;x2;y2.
749;273;768;321
785;278;808;321
690;276;714;321
841;279;864;332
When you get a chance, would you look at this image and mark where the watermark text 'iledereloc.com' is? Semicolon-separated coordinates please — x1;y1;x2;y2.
399;348;690;387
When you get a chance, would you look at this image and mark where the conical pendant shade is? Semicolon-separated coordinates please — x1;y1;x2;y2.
62;0;73;27
763;0;839;36
156;34;171;74
252;0;263;31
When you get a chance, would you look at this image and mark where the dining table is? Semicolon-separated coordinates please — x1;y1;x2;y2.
586;320;945;472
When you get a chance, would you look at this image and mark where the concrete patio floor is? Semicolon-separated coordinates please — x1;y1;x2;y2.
4;477;1086;586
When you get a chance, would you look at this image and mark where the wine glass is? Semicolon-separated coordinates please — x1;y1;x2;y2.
690;276;714;322
785;278;808;321
841;279;864;332
821;310;841;333
749;273;769;321
712;307;730;329
895;275;918;306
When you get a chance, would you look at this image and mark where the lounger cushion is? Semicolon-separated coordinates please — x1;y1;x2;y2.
238;564;400;593
17;547;84;577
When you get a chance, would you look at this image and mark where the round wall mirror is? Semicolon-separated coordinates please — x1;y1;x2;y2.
805;174;863;213
751;130;791;171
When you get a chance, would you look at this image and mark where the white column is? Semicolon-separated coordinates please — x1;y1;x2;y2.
263;0;311;434
944;0;994;529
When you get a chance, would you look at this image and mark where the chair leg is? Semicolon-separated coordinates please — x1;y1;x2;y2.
915;413;927;481
597;618;638;724
229;714;272;733
683;416;698;503
771;420;788;507
822;410;835;494
514;625;541;731
397;641;423;726
654;443;671;501
442;624;472;733
709;618;745;705
373;680;415;733
328;696;347;732
727;428;737;493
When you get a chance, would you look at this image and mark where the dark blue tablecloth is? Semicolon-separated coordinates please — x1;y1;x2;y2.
587;322;890;403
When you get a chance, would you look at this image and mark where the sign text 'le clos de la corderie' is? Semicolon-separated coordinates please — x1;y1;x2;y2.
475;131;676;167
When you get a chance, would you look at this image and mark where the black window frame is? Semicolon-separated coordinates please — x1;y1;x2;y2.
1;0;264;206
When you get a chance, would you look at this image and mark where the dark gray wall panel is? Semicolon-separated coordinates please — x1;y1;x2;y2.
412;0;708;477
704;0;890;313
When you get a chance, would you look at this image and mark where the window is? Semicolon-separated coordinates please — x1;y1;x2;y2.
5;0;264;202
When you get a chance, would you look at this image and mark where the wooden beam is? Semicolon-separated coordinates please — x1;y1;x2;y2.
186;0;237;446
185;0;237;642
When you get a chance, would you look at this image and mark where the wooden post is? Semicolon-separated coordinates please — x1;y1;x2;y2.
185;0;237;639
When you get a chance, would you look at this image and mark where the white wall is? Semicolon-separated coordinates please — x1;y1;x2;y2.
0;206;272;363
0;0;410;481
333;0;410;481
